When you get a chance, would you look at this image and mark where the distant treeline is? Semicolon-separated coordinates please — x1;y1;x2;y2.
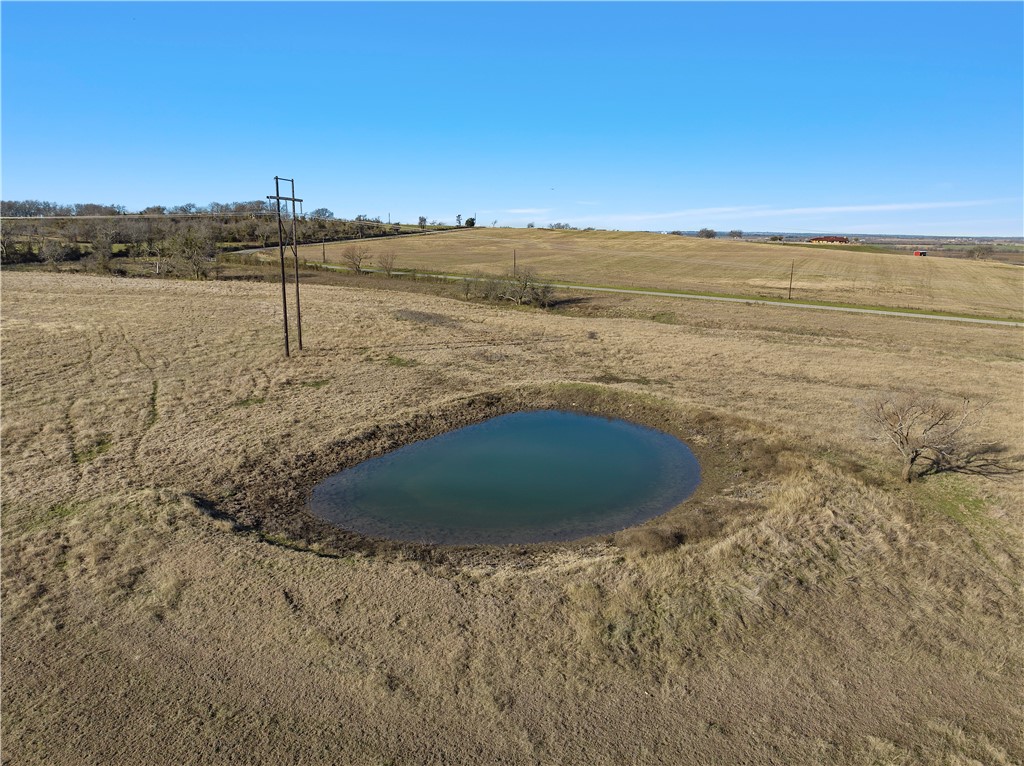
1;199;281;218
0;199;441;271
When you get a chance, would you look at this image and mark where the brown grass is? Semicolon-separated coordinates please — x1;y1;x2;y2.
2;271;1023;764
295;228;1024;320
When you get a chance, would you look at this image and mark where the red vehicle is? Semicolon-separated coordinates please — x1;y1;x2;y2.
913;250;928;257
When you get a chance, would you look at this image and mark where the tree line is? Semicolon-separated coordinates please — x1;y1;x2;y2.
0;199;448;270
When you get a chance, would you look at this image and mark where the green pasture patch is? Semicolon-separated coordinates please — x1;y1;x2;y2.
913;474;989;530
74;434;112;464
9;502;82;534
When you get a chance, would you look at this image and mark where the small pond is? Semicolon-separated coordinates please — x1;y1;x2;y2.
307;410;701;545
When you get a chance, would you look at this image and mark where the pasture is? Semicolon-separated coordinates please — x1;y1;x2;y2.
300;228;1024;320
2;269;1023;764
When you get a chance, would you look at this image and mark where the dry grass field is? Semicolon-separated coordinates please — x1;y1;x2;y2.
301;228;1024;320
2;270;1023;765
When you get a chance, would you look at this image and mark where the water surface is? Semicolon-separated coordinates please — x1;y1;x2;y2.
308;410;700;545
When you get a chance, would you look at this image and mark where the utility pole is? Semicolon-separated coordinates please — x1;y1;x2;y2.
266;176;304;357
288;181;303;351
788;259;795;300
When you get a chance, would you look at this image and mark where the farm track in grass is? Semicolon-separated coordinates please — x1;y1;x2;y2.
2;272;1023;765
295;228;1024;320
306;261;1023;325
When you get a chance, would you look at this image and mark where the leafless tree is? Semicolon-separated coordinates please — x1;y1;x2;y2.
342;244;370;274
256;217;277;248
470;268;554;308
377;249;397;278
90;228;114;272
40;238;69;269
150;242;165;276
169;224;216;279
0;226;15;262
865;395;1018;482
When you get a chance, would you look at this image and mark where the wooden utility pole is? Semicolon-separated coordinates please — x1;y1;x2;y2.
266;176;304;356
788;260;795;300
289;184;303;351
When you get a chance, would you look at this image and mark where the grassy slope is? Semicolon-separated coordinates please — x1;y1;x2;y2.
1;272;1022;765
300;228;1024;320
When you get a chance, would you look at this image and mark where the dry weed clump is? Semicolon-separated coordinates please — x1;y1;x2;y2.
613;526;686;555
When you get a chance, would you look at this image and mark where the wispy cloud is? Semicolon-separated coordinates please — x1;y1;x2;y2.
578;199;1012;226
505;208;551;215
745;200;1004;217
585;206;765;224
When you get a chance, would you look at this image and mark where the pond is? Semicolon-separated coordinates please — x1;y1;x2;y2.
307;410;701;545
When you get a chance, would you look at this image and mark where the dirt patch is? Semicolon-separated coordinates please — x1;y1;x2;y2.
391;308;463;327
219;383;777;567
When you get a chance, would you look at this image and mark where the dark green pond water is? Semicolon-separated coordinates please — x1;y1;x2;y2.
308;410;701;545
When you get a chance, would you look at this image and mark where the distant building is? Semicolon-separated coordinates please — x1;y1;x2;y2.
808;236;850;244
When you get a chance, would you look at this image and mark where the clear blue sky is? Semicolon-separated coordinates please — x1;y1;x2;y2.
2;2;1022;235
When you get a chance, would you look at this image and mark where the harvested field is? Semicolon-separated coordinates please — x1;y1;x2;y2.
301;228;1024;320
2;271;1023;765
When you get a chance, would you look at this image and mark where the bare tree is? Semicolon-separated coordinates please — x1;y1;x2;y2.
90;228;114;272
865;395;1017;482
967;244;994;260
256;217;277;248
40;239;69;269
150;242;165;276
474;268;554;308
0;226;15;262
170;224;216;279
342;244;370;274
377;249;398;278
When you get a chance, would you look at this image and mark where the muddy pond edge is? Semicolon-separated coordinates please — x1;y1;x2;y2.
214;383;790;567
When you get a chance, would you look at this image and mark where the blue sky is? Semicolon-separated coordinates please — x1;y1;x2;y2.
2;2;1022;235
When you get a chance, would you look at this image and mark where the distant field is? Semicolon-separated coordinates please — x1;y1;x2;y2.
298;229;1024;319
